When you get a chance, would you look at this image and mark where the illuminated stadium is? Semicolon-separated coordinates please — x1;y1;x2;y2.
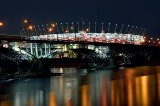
20;22;145;45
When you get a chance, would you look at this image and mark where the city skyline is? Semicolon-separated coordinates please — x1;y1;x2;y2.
0;0;160;36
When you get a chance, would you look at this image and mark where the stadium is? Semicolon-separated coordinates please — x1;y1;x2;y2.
20;22;145;45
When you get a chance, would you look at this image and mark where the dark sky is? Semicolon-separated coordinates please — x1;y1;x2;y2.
0;0;160;37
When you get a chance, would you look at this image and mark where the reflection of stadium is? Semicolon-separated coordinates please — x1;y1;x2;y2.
30;33;144;45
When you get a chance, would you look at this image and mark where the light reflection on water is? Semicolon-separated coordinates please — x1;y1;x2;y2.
1;66;160;106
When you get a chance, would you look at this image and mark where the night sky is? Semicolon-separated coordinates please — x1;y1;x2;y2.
0;0;160;37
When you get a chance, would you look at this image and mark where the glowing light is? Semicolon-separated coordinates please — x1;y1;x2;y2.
48;28;53;32
24;19;28;23
0;22;3;27
86;28;89;32
28;25;33;30
51;24;55;27
118;53;123;56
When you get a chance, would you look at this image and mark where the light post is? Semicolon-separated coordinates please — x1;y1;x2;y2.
0;21;4;34
61;23;63;33
66;22;69;33
108;23;110;33
124;25;130;34
86;28;89;32
102;23;104;33
120;24;124;34
23;19;29;27
23;19;31;37
95;22;96;33
48;28;53;34
114;24;117;33
0;22;3;27
71;22;74;33
28;25;33;38
89;22;90;33
157;39;159;45
24;19;28;24
82;22;84;32
128;26;134;34
77;22;79;32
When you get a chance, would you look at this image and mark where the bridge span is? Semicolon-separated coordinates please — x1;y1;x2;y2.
0;34;160;69
0;34;160;65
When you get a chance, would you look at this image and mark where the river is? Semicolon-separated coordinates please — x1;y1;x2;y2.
1;66;160;106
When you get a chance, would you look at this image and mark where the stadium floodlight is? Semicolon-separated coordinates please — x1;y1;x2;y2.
77;22;79;32
89;22;90;33
95;22;97;33
124;25;130;34
102;23;104;33
114;24;118;33
108;23;111;33
119;24;124;34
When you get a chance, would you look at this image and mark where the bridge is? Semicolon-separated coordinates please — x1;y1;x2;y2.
0;32;159;63
0;21;160;69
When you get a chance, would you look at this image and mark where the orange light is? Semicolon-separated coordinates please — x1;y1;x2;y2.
0;22;3;27
28;25;33;30
48;28;53;32
24;19;28;24
51;24;55;27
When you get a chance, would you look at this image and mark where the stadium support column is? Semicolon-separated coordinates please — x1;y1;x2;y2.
44;43;47;57
30;43;33;55
35;43;38;58
95;22;97;33
49;44;51;55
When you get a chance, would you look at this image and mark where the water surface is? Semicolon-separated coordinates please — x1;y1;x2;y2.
1;66;160;106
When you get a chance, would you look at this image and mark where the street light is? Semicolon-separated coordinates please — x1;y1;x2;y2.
89;22;90;33
28;25;33;30
24;19;28;24
77;22;79;32
102;23;104;33
108;23;110;33
95;22;96;33
0;22;3;27
51;24;55;27
86;28;89;32
66;22;69;32
48;28;53;33
27;25;33;38
114;24;118;33
0;21;4;34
